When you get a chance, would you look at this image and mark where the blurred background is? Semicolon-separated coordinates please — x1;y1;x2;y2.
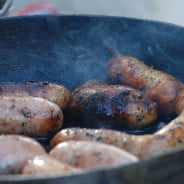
7;0;184;26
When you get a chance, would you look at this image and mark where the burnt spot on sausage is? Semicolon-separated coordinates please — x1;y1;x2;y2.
175;122;184;126
85;132;94;138
21;108;33;118
136;115;143;122
21;122;28;127
139;86;146;92
115;73;123;83
70;85;157;129
52;115;61;122
178;139;182;143
11;104;15;109
142;101;152;113
142;101;150;106
50;110;61;121
96;136;102;141
146;107;152;113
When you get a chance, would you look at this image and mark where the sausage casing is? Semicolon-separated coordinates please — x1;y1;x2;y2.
0;81;70;109
0;96;63;137
50;120;184;159
69;85;157;129
107;56;184;116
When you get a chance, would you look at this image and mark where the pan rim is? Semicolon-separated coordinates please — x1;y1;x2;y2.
0;14;184;183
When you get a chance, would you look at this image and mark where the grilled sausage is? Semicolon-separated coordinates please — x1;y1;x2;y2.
22;155;80;175
0;81;70;110
0;135;46;175
49;141;138;169
50;113;184;159
0;96;63;137
69;85;157;129
107;55;184;116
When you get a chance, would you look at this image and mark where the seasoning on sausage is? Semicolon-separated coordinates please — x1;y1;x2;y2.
0;96;63;137
107;55;184;116
0;81;70;110
69;85;157;129
50;113;184;159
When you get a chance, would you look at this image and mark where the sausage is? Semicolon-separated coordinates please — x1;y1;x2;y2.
107;55;184;116
22;155;80;175
0;96;63;137
69;85;157;129
0;81;70;110
0;135;46;175
49;141;138;169
51;86;184;159
50;112;184;159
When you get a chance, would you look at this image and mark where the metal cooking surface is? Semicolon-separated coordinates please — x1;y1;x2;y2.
0;15;184;183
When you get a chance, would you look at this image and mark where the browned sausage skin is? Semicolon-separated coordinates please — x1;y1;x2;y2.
0;135;46;175
107;55;184;116
0;81;70;110
69;85;157;129
49;141;138;170
0;97;63;137
22;155;80;175
50;111;184;159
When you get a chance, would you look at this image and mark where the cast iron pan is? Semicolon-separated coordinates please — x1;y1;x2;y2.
0;15;184;184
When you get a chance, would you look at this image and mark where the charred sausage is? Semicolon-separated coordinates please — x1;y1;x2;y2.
0;81;70;110
49;141;138;169
69;85;157;129
107;55;184;116
0;96;63;137
0;135;46;174
22;155;80;175
51;89;184;158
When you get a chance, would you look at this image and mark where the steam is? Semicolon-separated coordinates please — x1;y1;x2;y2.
0;16;183;90
52;16;184;90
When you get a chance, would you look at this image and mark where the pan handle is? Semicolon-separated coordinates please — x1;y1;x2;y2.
0;0;12;17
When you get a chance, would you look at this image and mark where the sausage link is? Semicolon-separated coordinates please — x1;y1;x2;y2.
49;141;138;169
107;56;184;116
0;135;46;174
0;81;70;110
50;112;184;159
0;96;63;137
69;85;157;129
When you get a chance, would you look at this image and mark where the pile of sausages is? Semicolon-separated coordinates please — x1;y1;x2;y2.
1;54;184;176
